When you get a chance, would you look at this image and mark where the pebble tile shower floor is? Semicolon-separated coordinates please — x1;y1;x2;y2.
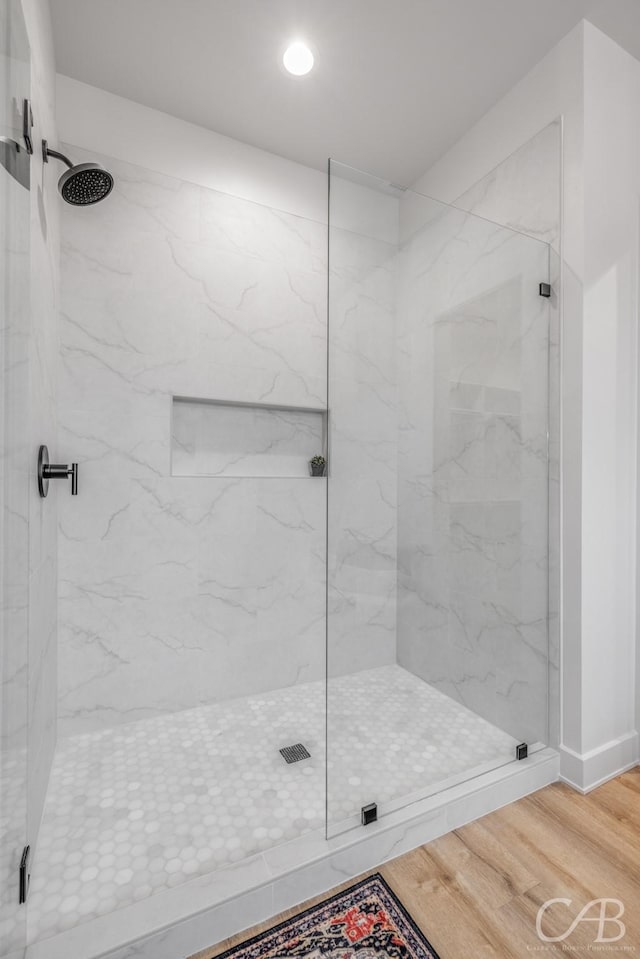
27;665;517;943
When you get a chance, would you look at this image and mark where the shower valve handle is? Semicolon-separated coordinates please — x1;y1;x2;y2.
38;446;78;497
45;462;78;494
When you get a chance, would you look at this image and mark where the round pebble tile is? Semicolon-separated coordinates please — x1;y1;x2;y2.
26;665;516;944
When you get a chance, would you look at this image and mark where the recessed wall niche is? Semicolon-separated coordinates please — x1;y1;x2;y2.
171;396;327;478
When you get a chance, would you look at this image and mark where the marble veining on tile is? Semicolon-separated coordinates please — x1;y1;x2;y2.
57;148;397;737
395;180;552;747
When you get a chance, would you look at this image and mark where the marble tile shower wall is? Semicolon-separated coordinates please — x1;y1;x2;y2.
451;121;561;247
450;122;560;746
56;148;342;736
326;220;399;678
56;132;557;741
396;123;560;746
396;212;550;745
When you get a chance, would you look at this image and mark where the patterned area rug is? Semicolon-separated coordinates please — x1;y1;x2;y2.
216;875;440;959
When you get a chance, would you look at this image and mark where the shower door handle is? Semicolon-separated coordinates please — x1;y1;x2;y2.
38;445;78;497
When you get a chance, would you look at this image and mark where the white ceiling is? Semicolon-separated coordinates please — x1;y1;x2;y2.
49;0;640;185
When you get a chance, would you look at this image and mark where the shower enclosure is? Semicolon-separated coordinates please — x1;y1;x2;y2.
326;162;550;836
1;110;553;953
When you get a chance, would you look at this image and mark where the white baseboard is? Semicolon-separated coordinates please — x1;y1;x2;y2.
559;731;639;793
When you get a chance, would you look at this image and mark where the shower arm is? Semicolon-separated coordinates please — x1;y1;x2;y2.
42;139;73;169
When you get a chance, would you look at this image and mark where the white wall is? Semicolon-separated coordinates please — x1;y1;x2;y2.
579;24;640;767
411;20;640;790
411;25;584;222
55;74;326;224
55;75;401;245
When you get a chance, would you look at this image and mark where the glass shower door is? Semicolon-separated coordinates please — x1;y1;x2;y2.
1;3;31;955
326;160;550;837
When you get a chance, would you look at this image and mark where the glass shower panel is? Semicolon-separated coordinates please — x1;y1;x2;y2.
326;161;550;837
1;2;31;954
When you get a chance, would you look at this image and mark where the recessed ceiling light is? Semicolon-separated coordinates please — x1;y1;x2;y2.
283;41;314;76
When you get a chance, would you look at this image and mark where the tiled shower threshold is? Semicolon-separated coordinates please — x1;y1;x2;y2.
25;668;559;959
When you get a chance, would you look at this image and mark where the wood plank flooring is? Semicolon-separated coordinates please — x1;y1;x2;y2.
192;768;640;958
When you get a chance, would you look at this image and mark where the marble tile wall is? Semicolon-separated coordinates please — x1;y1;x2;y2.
451;121;561;247
57;126;558;753
452;121;561;747
396;123;560;747
57;151;397;735
326;190;399;680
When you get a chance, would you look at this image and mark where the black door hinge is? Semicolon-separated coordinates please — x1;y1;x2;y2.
22;100;33;155
19;845;30;904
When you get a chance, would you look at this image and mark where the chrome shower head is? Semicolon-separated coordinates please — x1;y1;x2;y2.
42;140;114;206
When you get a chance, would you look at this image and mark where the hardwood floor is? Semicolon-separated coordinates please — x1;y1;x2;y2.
192;769;640;958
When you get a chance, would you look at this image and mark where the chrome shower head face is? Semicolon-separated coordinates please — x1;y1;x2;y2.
58;162;114;205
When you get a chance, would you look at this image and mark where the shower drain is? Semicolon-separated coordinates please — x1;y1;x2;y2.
279;743;311;764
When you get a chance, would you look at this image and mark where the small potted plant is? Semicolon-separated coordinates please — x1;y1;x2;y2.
309;454;326;477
